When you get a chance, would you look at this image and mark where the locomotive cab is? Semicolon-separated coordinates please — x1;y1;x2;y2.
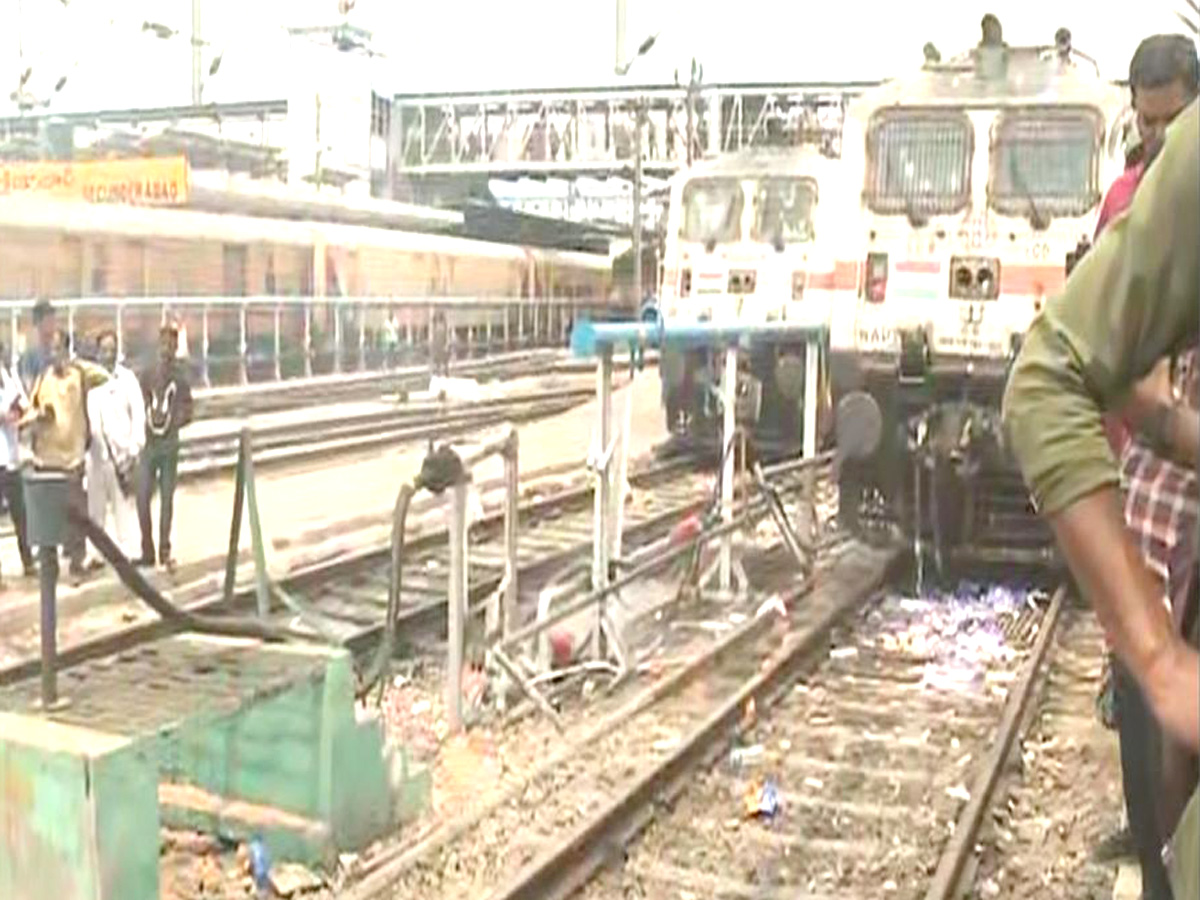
827;19;1132;570
657;148;842;457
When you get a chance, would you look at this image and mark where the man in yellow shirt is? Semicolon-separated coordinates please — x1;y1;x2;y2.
23;330;109;582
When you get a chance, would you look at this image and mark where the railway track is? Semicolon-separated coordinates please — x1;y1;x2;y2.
452;578;1067;900
192;350;622;420
964;606;1123;899
0;445;833;689
178;387;595;477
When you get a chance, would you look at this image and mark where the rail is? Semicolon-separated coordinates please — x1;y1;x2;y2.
0;295;619;388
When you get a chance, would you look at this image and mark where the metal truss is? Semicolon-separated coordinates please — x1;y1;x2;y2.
389;81;880;179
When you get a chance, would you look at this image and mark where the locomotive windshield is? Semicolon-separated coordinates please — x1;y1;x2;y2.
990;109;1101;219
680;178;743;244
752;177;817;245
865;111;972;216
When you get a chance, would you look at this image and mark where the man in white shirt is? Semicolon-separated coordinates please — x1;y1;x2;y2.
0;346;34;582
85;330;145;563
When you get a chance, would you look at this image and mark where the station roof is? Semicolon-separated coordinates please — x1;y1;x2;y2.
449;201;625;255
186;171;464;232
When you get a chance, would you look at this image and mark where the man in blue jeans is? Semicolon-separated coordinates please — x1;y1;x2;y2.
136;323;193;572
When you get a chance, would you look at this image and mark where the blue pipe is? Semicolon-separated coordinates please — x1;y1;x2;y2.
569;315;828;359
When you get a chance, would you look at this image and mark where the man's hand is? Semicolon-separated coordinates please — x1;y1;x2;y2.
1144;639;1200;752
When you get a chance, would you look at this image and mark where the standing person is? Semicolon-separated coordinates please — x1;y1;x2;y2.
430;311;451;380
22;330;109;584
0;345;35;583
18;298;57;394
1085;35;1199;895
85;330;145;565
136;323;192;572
1002;96;1200;900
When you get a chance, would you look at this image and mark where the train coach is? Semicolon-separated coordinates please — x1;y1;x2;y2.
0;194;616;377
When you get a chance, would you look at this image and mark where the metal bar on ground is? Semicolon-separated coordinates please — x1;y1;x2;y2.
803;337;820;458
503;433;520;638
242;436;272;619
591;346;614;659
490;646;565;732
446;479;470;733
222;429;249;603
719;345;737;594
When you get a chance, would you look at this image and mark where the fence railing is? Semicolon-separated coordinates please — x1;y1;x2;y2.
0;295;626;388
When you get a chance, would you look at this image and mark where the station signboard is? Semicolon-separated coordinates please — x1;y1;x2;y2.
0;156;190;206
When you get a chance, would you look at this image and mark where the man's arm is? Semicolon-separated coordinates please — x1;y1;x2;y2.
176;370;194;429
1003;99;1200;749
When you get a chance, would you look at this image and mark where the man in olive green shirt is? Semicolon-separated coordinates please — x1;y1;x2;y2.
1002;97;1199;895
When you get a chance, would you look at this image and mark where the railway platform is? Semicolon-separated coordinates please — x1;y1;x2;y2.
0;361;660;663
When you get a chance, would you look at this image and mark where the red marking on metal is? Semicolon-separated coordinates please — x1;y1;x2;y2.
697;272;724;280
808;261;859;291
894;260;941;274
1001;264;1064;296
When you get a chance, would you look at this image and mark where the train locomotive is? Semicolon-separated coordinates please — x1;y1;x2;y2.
828;20;1132;569
655;146;844;457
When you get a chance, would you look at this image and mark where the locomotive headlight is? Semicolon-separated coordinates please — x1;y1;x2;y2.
728;269;757;294
954;265;974;291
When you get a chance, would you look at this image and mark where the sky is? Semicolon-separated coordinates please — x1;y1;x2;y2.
2;0;1195;115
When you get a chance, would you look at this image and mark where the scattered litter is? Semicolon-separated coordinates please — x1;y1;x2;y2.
883;880;898;892
653;736;681;752
979;877;1001;897
829;646;858;660
779;739;792;752
743;778;781;819
248;837;271;894
728;612;748;625
743;697;757;725
803;776;825;791
410;699;432;716
946;784;971;803
269;862;324;897
755;596;787;620
730;744;765;766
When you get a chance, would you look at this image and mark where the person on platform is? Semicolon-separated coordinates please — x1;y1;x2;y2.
430;311;451;380
86;330;146;565
22;330;109;584
18;298;57;394
0;346;35;584
136;323;193;572
1002;97;1200;900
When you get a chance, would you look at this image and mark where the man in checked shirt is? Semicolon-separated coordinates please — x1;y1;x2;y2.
1083;35;1200;899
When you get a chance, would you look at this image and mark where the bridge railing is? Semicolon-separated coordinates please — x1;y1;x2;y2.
0;295;624;388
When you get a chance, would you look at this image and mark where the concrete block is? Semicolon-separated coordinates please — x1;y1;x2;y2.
0;711;159;900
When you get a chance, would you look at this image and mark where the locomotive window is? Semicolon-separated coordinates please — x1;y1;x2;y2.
990;109;1101;218
865;112;972;216
680;178;743;245
752;177;817;245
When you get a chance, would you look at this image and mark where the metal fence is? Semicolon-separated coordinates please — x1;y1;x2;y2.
0;296;619;388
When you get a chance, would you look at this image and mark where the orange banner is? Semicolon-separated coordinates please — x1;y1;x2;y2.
0;156;190;206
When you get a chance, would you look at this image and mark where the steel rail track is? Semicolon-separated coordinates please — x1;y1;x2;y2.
192;350;588;419
0;451;834;692
961;604;1121;898
343;539;898;900
178;388;595;477
481;584;1066;900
